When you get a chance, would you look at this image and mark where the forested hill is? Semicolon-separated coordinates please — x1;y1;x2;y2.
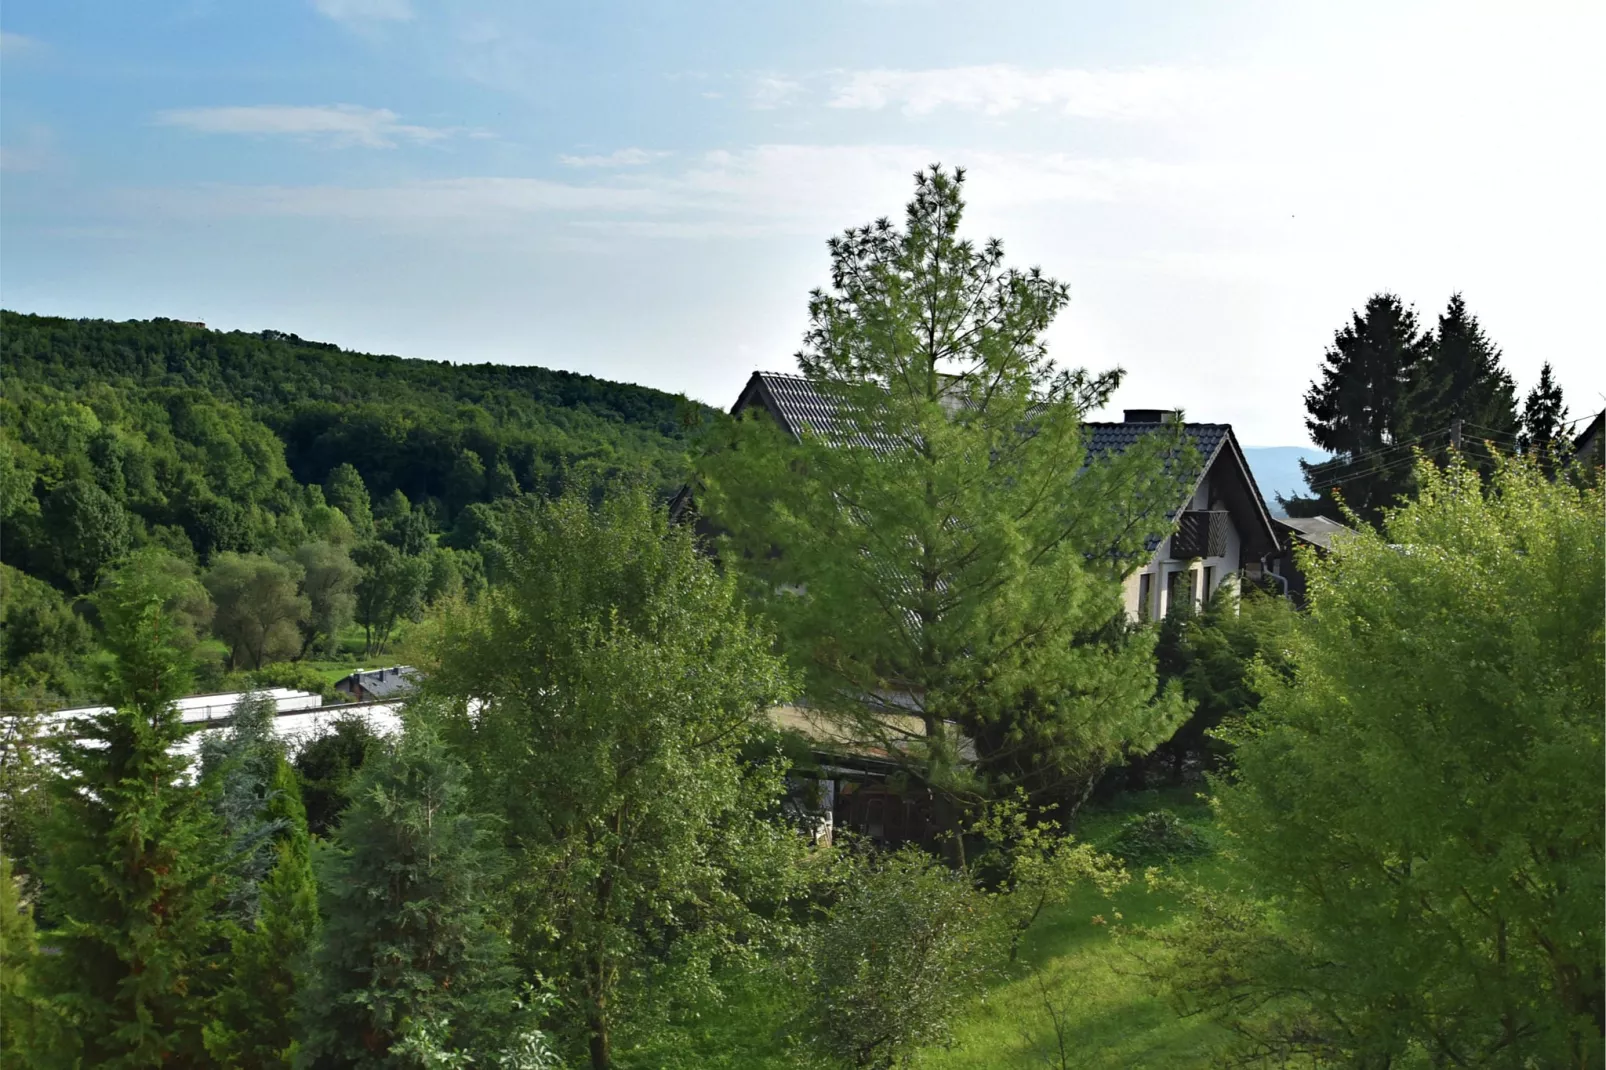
2;310;702;487
0;311;707;658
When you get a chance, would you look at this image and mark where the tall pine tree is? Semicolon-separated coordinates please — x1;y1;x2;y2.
1519;361;1569;474
38;554;228;1068
697;166;1190;833
298;714;518;1068
1290;293;1430;523
1413;293;1518;463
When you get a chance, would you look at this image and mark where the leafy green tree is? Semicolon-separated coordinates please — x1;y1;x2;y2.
1163;458;1603;1066
446;447;487;514
1290;293;1431;522
1412;293;1518;454
797;846;1001;1069
42;476;131;592
424;489;799;1070
205;552;310;670
1519;360;1569;473
1;563;92;705
352;540;429;653
291;715;383;839
299;714;519;1068
323;463;375;538
1147;584;1297;783
293;541;359;657
205;755;319;1069
696;166;1190;833
37;554;229;1068
383;508;433;558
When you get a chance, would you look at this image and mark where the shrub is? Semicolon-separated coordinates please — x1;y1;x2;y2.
796;845;1001;1068
1108;809;1209;866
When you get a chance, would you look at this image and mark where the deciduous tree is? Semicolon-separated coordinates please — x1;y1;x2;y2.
424;489;800;1070
205;552;310;670
293;541;359;657
1162;457;1604;1066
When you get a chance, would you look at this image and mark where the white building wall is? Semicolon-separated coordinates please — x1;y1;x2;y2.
1120;476;1244;621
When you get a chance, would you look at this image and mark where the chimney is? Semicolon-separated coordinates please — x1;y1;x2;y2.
1123;409;1179;424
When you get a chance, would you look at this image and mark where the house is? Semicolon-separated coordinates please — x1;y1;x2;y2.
334;666;419;703
685;372;1285;844
1086;410;1282;621
694;373;1283;623
1573;410;1604;469
1268;515;1355;603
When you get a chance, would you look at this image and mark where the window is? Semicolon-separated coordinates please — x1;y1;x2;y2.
1138;572;1153;621
1203;566;1215;601
1166;569;1193;616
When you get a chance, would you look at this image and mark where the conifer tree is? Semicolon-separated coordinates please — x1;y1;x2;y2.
1291;293;1430;523
1413;293;1518;464
205;755;319;1069
696;166;1190;828
298;714;518;1068
1;853;44;1061
1519;361;1569;474
201;691;286;922
38;555;228;1068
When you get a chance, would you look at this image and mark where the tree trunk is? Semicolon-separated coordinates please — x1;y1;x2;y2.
586;951;612;1070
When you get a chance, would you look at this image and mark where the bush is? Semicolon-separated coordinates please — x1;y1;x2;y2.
247;661;338;704
796;845;1001;1068
1108;809;1209;866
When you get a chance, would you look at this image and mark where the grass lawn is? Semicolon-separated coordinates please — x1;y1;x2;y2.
626;786;1234;1070
919;788;1232;1069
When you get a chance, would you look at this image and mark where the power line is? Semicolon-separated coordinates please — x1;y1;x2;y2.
1306;446;1436;493
1302;428;1452;489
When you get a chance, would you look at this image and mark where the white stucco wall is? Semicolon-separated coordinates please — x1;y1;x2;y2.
1121;475;1244;621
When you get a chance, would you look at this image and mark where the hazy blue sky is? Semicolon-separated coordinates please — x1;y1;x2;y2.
3;1;1601;445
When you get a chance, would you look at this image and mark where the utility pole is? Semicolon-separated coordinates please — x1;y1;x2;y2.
1451;417;1463;452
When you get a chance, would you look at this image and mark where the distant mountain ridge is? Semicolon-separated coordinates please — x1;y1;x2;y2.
1241;446;1329;517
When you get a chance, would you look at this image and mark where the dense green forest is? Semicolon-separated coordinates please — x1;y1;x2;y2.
1;311;706;704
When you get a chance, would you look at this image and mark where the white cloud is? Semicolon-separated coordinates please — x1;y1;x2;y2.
558;148;670;168
155;105;448;148
311;0;412;22
829;64;1225;119
0;31;41;55
749;75;805;110
131;145;1228;240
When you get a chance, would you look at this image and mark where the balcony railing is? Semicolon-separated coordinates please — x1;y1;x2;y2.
1171;509;1229;559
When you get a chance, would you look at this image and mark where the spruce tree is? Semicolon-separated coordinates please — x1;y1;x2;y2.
205;755;319;1069
38;557;228;1068
1290;293;1430;523
1519;361;1569;474
1413;293;1518;462
298;714;518;1068
200;691;286;922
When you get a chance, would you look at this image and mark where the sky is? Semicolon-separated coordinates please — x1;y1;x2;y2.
3;1;1602;447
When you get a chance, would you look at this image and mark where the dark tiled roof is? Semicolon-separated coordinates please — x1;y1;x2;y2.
752;372;846;438
339;666;418;700
736;371;1280;557
1082;421;1229;468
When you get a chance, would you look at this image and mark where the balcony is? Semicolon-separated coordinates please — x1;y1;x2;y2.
1171;509;1229;559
